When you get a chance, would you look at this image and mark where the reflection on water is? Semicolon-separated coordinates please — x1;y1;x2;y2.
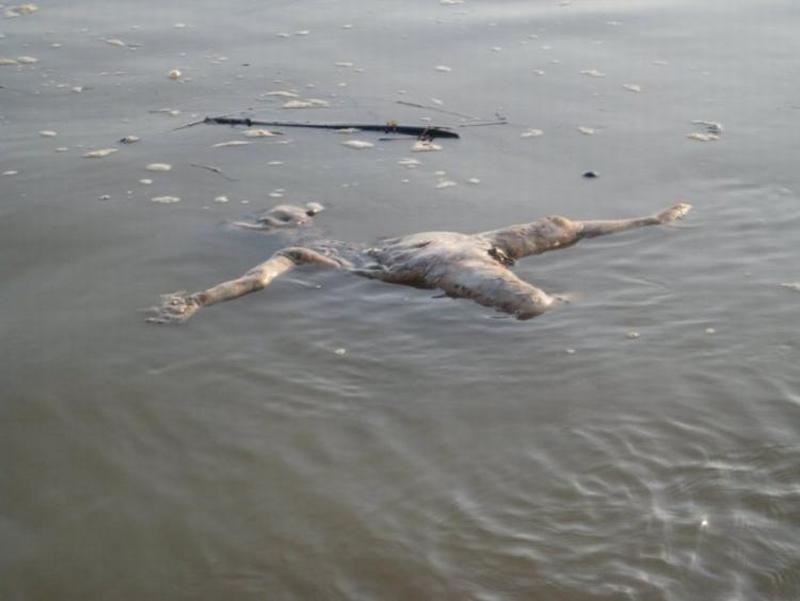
1;0;799;599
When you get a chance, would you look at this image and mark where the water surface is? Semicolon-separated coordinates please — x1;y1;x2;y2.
2;1;799;599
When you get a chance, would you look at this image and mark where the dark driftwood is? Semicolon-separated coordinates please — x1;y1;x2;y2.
194;116;460;139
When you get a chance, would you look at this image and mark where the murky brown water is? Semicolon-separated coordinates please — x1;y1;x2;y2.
2;1;799;599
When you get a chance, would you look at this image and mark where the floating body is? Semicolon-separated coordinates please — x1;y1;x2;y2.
149;203;692;323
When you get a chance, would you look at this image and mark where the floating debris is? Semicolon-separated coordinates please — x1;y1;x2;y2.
167;69;182;80
5;4;39;17
622;83;642;93
283;98;330;109
38;130;57;137
105;38;127;47
532;69;546;76
565;348;576;355
780;282;800;292
139;178;153;185
334;61;354;68
626;331;640;339
333;348;347;356
119;135;139;144
194;116;459;139
577;126;596;135
490;46;503;52
411;140;442;152
0;58;19;66
98;194;111;201
267;161;283;166
55;147;69;152
467;178;481;185
294;30;310;36
580;69;606;78
436;180;457;189
151;196;181;204
173;22;187;29
705;327;716;335
213;195;229;203
520;128;544;138
83;148;118;158
71;86;84;93
212;140;250;148
17;56;39;64
691;120;723;135
146;163;172;172
440;0;464;4
341;140;374;149
435;65;452;73
3;170;19;176
582;171;598;178
243;128;278;137
652;59;669;66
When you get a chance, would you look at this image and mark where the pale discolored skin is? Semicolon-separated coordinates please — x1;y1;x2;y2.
148;203;691;323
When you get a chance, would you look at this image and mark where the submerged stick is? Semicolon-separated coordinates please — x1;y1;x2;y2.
189;163;236;181
196;116;460;139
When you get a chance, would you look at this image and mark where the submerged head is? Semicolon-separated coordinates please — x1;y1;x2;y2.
305;202;325;216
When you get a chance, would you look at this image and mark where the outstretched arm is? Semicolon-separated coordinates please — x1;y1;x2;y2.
147;247;340;323
578;202;692;238
437;261;559;319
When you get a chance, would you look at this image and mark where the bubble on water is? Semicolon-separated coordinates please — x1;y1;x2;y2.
521;128;544;138
334;348;347;356
55;147;69;152
397;158;421;168
467;178;481;185
283;98;330;109
3;170;19;176
213;195;229;203
622;83;642;92
435;180;457;189
334;61;354;68
262;90;298;98
5;4;39;17
687;132;719;142
412;140;442;152
435;65;452;72
577;126;596;135
566;348;576;355
341;140;374;149
267;161;283;166
705;327;716;335
139;178;153;185
212;140;250;148
146;163;172;172
532;69;546;76
173;22;187;29
434;170;447;176
151;196;181;204
626;331;640;339
580;69;605;77
83;148;118;158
